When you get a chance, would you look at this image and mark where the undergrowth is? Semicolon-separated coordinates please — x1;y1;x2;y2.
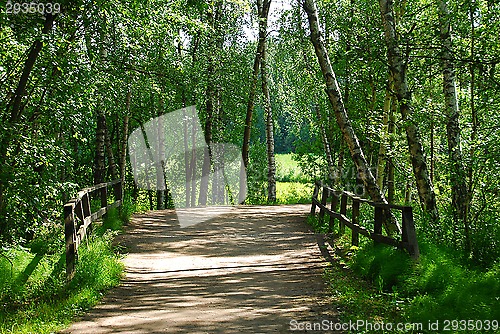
308;215;500;333
0;206;128;334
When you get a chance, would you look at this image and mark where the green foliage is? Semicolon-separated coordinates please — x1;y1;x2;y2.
275;153;310;183
348;239;500;326
246;141;269;204
0;211;125;334
323;264;403;328
350;243;413;292
276;182;312;205
247;153;312;204
307;215;330;234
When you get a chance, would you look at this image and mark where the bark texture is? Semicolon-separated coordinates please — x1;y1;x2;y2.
94;108;106;185
242;0;272;169
315;104;336;185
376;75;394;190
379;0;440;225
437;0;470;251
240;0;271;204
302;0;399;233
261;44;276;202
199;4;220;206
120;90;131;186
104;117;118;180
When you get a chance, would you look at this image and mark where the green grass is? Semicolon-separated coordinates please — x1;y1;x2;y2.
307;215;500;333
349;240;500;327
0;207;127;334
275;153;310;183
307;216;403;332
276;182;313;204
246;154;313;205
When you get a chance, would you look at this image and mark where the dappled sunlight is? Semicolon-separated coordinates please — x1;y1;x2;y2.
63;204;339;333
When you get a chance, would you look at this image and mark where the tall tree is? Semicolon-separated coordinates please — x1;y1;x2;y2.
379;0;440;225
0;13;56;234
199;2;220;206
302;0;399;233
240;0;272;203
261;42;277;202
94;106;106;185
437;0;470;251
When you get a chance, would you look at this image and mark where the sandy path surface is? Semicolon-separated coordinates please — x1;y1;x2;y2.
63;204;339;333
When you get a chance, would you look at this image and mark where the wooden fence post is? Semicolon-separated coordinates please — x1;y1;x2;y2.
329;192;339;233
83;193;91;234
351;198;360;246
64;203;76;281
339;193;347;235
319;187;328;223
101;184;108;219
311;182;319;215
402;206;420;259
114;180;123;215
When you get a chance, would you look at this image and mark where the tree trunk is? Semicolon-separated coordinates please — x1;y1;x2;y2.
261;44;276;202
183;104;192;207
302;0;399;233
120;90;130;187
199;78;213;206
94;108;106;185
104;116;119;180
467;2;477;253
379;0;439;225
336;139;345;187
156;100;165;210
376;75;393;190
198;1;222;206
190;106;198;206
0;14;56;234
240;0;272;203
387;93;397;204
315;104;335;185
437;1;468;242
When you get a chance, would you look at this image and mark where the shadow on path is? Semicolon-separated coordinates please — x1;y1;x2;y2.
62;204;340;333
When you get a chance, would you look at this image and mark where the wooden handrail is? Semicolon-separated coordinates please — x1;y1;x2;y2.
311;181;419;259
64;179;123;281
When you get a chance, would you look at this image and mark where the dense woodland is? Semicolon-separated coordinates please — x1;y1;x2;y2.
1;0;499;272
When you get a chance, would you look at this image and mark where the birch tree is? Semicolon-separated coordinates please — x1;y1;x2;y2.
302;0;399;233
379;0;440;225
261;42;277;202
436;0;470;250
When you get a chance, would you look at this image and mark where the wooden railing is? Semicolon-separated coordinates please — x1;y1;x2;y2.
64;179;122;280
311;181;419;259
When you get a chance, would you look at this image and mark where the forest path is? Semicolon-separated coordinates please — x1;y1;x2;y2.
63;204;340;333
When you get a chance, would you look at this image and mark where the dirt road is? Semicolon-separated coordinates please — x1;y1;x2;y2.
63;204;339;333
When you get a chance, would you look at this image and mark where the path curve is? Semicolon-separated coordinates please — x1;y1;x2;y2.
63;204;339;333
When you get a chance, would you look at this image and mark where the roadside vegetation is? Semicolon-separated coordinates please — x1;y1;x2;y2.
247;153;313;205
0;207;129;334
308;215;500;334
1;0;499;332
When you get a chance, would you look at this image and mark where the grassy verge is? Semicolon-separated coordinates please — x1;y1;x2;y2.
246;153;313;205
276;182;313;204
308;216;500;333
275;153;309;183
0;207;128;334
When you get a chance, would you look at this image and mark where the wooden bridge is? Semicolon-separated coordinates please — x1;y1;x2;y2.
62;180;418;333
63;204;338;333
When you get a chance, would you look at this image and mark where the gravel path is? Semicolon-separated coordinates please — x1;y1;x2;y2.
63;204;340;333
